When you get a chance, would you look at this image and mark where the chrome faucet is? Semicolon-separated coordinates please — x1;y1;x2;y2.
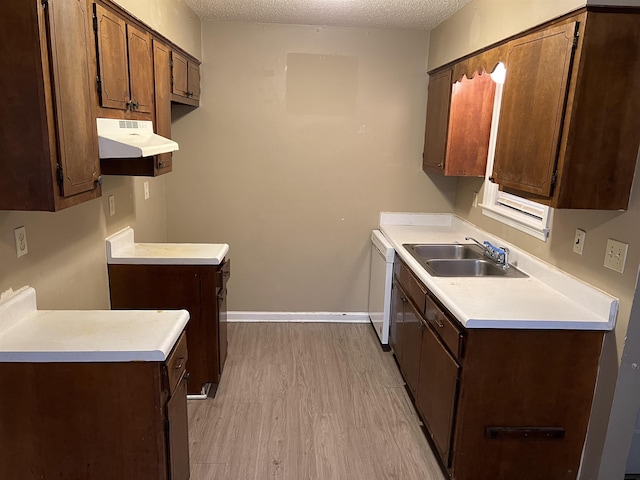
465;237;510;270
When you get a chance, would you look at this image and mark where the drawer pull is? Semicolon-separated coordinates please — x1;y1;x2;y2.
175;356;185;369
485;426;565;440
428;312;444;328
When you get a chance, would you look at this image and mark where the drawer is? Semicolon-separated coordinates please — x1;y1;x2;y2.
425;294;463;360
166;332;188;393
397;259;426;314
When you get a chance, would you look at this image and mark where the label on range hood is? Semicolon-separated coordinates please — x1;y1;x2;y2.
96;118;179;158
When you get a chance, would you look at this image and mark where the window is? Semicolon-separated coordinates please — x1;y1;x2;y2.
479;63;552;241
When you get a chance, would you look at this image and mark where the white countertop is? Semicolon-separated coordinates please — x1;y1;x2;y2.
106;226;228;265
379;213;618;330
0;287;189;362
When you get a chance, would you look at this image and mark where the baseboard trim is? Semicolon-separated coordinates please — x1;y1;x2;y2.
227;311;370;323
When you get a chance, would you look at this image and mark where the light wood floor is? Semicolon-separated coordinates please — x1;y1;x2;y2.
187;322;447;480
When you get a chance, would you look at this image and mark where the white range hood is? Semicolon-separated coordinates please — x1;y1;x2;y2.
96;118;179;159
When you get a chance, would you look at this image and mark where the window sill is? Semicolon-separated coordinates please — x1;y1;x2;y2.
480;203;550;241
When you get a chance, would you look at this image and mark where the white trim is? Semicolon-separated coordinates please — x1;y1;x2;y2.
227;311;370;323
480;203;551;241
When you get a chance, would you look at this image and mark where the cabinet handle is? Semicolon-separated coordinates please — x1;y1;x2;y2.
187;91;193;97
158;161;164;169
94;175;103;186
438;163;444;168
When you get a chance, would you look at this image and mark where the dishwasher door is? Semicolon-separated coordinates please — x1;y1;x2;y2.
368;230;394;349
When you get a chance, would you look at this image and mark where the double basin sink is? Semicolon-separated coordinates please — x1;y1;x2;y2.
404;243;528;278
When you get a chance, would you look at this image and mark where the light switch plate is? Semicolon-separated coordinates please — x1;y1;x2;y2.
573;229;586;255
14;226;28;258
604;238;628;273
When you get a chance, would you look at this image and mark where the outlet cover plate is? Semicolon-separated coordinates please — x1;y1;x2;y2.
604;238;628;273
108;195;116;216
14;226;28;258
573;228;586;255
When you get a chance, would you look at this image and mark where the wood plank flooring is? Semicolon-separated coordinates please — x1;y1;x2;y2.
188;322;446;480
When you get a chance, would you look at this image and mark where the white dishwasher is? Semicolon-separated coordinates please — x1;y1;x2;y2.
368;230;394;350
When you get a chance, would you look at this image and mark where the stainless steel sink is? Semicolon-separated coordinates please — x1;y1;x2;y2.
403;243;528;278
424;259;528;278
404;243;485;261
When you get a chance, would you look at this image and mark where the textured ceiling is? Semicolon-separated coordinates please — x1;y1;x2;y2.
184;0;474;30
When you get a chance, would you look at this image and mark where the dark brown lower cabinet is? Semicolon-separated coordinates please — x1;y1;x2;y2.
390;255;604;480
416;320;460;467
108;259;230;395
0;332;189;480
397;285;423;397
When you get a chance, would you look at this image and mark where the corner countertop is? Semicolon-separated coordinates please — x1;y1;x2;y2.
0;287;189;362
379;213;618;331
106;226;228;265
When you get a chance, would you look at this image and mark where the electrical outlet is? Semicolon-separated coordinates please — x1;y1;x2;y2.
144;181;150;200
604;239;628;273
14;226;28;258
108;195;116;216
573;229;586;255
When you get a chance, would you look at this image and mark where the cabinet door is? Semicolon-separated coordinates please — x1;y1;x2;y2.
445;72;496;176
167;375;190;480
153;39;172;173
416;322;460;466
171;51;189;97
400;297;423;396
188;61;201;100
217;260;230;374
127;24;154;113
423;69;452;173
46;0;100;197
94;3;130;110
492;22;578;197
389;279;403;361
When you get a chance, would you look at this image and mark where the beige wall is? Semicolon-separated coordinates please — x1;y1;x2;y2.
112;0;202;58
0;2;197;309
0;177;167;309
166;20;456;313
430;1;640;478
427;0;585;70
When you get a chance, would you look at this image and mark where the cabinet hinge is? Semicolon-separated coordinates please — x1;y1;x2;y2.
42;0;48;8
56;163;63;185
93;12;98;32
573;24;580;49
169;59;173;67
96;75;102;95
551;171;558;188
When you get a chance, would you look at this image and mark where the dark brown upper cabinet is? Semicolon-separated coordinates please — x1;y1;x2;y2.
94;3;154;117
153;39;174;174
492;10;640;210
99;37;174;178
171;50;201;106
0;0;101;211
423;67;496;177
